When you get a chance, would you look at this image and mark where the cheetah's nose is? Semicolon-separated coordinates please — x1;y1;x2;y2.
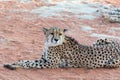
54;39;58;42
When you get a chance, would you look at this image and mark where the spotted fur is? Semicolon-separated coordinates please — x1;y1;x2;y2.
4;27;120;70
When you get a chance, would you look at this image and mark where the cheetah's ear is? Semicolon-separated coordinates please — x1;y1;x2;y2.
63;29;68;32
42;27;48;34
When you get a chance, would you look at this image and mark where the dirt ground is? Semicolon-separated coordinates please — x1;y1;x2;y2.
0;0;120;80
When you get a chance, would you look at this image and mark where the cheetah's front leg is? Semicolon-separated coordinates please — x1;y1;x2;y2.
4;58;57;70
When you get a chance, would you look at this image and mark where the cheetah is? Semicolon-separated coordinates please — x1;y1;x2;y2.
4;27;120;70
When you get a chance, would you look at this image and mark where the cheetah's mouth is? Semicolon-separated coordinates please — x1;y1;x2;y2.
52;40;59;45
45;39;60;47
51;38;59;44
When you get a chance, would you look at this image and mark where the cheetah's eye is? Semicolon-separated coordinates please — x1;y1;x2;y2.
59;33;62;36
51;33;54;35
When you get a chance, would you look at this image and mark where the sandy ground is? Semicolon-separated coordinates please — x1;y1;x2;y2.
0;0;120;80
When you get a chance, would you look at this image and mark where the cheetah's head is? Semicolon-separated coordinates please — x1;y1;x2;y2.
42;27;67;47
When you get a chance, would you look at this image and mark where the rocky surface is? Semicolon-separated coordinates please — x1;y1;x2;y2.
0;0;120;80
